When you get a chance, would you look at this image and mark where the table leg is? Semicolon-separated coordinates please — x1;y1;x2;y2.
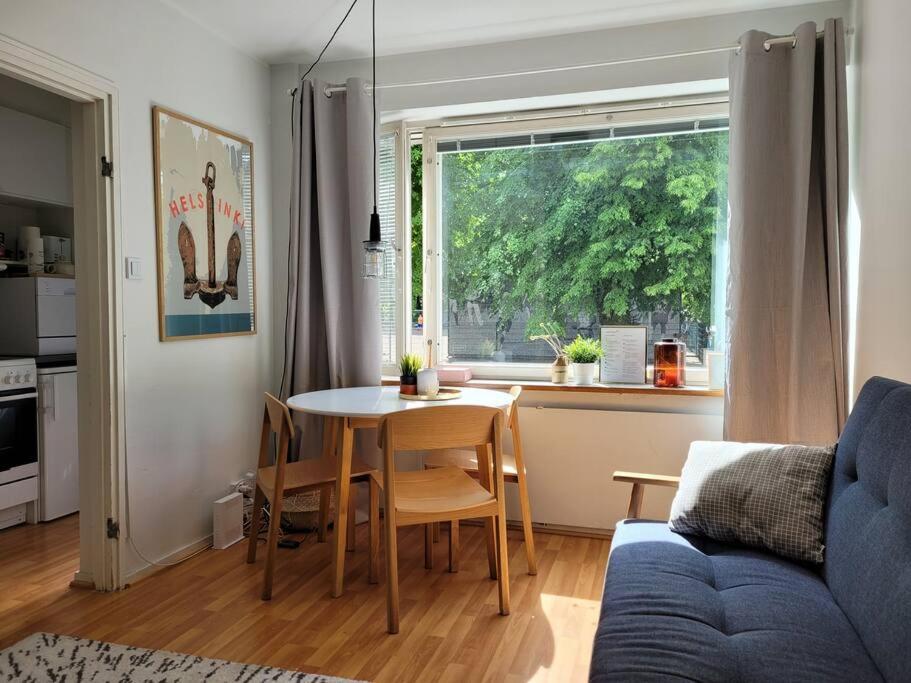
332;417;354;598
475;443;498;580
318;416;338;544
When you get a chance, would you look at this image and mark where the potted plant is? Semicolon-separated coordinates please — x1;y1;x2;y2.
563;335;603;385
399;353;422;395
530;322;569;384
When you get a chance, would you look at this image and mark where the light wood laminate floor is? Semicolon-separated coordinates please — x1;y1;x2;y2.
0;514;609;681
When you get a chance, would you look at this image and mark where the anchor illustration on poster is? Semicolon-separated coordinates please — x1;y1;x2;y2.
177;161;242;309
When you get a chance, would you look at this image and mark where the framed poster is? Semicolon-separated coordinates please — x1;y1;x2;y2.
600;325;648;384
153;106;256;341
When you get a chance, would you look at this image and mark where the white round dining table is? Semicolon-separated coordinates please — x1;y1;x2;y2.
287;385;514;418
286;385;515;597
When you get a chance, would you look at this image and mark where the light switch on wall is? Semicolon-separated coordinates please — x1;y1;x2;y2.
125;257;142;280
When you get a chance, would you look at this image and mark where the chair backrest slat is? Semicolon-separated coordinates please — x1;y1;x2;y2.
260;393;294;472
264;392;295;437
378;405;501;453
506;386;521;423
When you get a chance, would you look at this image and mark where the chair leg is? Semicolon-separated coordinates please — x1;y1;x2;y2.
246;486;265;564
317;484;330;543
448;520;459;573
495;513;510;615
261;494;284;601
476;445;498;580
424;524;434;570
510;402;537;574
432;522;440;543
516;474;538;575
347;485;357;552
368;477;379;584
384;512;400;634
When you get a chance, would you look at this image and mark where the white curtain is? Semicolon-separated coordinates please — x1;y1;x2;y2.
725;19;848;444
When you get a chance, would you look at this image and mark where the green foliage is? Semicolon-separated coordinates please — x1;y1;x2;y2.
399;353;423;377
438;130;728;340
410;145;423;317
563;335;603;364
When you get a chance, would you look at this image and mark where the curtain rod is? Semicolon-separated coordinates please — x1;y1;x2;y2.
287;28;849;97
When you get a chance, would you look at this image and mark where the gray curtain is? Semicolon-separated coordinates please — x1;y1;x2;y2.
282;77;381;452
725;19;848;444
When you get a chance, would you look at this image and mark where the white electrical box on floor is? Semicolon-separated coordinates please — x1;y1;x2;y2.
213;492;244;549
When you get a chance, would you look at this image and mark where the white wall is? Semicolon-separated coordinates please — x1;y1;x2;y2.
851;0;911;394
304;1;849;112
1;0;273;576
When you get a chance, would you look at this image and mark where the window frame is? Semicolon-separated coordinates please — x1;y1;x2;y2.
407;98;730;383
380;121;411;376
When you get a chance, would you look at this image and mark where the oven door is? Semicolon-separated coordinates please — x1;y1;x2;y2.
0;390;39;486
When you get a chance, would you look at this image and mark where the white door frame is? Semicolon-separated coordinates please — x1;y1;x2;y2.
0;34;126;591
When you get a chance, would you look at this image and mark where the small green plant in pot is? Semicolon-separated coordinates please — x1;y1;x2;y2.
563;336;603;385
399;353;423;395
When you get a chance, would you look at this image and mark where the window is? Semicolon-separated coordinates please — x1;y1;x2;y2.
399;100;729;382
379;102;728;383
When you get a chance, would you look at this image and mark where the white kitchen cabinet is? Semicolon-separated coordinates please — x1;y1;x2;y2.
0;105;72;207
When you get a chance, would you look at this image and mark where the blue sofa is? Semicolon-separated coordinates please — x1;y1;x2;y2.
590;376;911;682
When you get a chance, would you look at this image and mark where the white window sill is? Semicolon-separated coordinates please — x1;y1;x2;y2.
380;375;722;398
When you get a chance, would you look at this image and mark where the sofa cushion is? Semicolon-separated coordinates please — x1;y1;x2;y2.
590;520;882;682
669;441;834;563
824;377;911;682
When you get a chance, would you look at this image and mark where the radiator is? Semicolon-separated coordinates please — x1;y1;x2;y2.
505;406;723;531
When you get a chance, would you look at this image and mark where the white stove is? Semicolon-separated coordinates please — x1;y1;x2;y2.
0;357;39;529
0;357;37;391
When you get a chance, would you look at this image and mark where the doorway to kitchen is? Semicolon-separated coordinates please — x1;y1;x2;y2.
0;34;125;592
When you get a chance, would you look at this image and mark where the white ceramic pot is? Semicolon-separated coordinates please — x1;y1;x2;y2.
573;362;597;385
416;368;439;397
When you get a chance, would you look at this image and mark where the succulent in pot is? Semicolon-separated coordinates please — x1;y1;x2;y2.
399;353;422;395
563;335;603;386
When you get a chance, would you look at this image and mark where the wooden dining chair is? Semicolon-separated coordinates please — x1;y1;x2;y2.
378;405;511;634
422;386;537;575
247;393;381;600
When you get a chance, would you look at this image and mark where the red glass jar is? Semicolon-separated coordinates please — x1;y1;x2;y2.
654;337;686;388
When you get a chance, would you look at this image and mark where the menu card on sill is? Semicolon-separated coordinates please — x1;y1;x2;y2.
600;325;647;384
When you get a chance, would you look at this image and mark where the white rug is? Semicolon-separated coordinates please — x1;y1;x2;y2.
0;633;362;682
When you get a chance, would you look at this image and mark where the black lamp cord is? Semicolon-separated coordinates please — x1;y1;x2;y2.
299;0;360;85
372;0;377;217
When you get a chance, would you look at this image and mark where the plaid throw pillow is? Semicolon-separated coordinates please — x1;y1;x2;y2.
668;441;835;563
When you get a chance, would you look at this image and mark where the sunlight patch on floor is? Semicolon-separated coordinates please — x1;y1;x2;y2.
528;593;601;682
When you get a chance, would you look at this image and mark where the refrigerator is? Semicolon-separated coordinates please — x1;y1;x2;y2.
37;365;78;521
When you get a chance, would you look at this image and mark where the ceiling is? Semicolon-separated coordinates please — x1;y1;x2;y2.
163;0;824;65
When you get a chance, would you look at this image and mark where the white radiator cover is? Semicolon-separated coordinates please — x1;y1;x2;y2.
505;406;723;530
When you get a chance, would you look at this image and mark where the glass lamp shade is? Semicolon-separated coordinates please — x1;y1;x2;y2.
362;210;385;279
653;337;686;388
362;241;385;278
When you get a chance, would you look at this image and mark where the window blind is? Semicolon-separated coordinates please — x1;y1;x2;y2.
437;117;730;153
378;132;397;366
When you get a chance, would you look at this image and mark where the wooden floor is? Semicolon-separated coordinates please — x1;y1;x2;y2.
0;514;609;682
